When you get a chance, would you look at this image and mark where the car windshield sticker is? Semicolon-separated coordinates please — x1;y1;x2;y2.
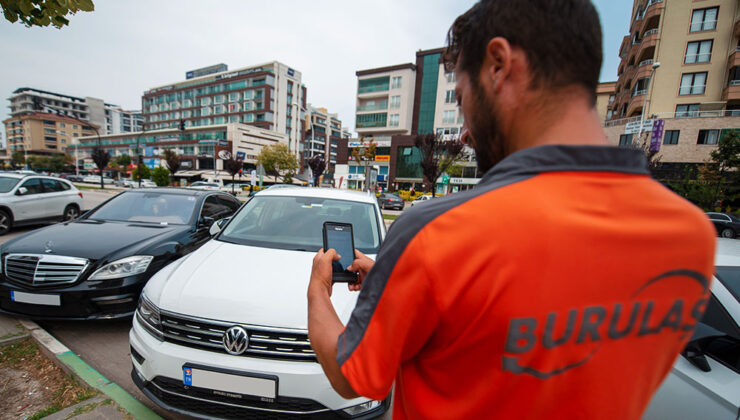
188;197;195;201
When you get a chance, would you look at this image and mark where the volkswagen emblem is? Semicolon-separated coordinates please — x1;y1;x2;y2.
223;326;249;355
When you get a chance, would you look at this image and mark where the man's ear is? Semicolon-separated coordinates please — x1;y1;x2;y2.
484;37;513;93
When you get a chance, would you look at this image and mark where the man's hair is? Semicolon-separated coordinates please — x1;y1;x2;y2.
444;0;603;104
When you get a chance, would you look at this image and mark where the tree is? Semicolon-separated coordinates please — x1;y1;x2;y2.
117;154;131;168
223;157;242;194
91;147;110;189
162;150;181;184
132;164;151;181
307;155;326;187
350;138;377;190
257;143;298;184
414;133;465;197
1;0;94;28
10;151;25;169
151;166;170;187
48;154;71;173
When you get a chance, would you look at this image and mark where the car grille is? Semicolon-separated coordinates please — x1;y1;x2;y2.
144;377;338;419
160;311;317;362
4;254;89;287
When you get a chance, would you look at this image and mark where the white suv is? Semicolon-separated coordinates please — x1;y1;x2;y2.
130;188;390;419
0;173;83;235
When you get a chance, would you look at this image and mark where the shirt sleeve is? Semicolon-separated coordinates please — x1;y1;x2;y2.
336;227;439;401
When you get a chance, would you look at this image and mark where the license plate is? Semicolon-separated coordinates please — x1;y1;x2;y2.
183;365;277;399
10;291;60;306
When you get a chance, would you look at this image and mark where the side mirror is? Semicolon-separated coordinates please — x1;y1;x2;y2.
209;217;231;236
199;216;215;229
682;343;711;372
15;187;28;196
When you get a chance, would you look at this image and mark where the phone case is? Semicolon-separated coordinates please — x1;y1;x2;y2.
322;222;359;283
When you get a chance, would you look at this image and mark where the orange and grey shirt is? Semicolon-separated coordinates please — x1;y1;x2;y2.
337;145;716;420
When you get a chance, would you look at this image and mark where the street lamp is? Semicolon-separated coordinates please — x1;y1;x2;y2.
47;108;103;189
637;62;661;145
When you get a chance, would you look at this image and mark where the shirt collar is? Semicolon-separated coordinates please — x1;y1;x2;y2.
480;145;650;185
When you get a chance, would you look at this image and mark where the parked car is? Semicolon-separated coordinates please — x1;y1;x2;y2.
82;175;115;185
0;188;242;320
220;182;250;194
707;212;740;239
135;180;157;188
642;238;740;419
377;192;405;210
409;194;434;207
114;178;133;188
188;181;220;191
130;188;390;419
0;173;83;236
65;174;85;183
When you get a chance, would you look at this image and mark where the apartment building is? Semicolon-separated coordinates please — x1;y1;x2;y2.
141;62;305;158
3;112;97;157
304;105;343;171
355;64;416;139
411;48;465;138
7;87;142;135
605;0;740;165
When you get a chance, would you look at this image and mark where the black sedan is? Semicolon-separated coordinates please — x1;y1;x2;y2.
377;193;405;210
0;188;241;320
707;212;740;239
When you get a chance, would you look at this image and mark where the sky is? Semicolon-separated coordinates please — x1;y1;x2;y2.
0;0;631;137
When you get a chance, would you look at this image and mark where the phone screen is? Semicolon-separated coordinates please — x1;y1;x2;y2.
326;225;354;272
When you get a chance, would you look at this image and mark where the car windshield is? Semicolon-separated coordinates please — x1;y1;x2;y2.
716;266;740;304
85;192;197;224
0;176;21;193
219;196;381;253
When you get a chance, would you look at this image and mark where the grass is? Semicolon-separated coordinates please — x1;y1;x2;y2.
383;214;399;220
0;322;26;340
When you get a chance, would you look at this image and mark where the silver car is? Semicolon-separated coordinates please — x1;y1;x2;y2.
643;238;740;419
0;173;83;235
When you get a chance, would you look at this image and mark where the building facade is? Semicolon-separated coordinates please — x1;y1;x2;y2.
3;112;97;157
7;87;141;136
77;123;288;177
412;48;465;138
355;64;416;139
141;62;305;158
606;0;740;164
304;106;343;172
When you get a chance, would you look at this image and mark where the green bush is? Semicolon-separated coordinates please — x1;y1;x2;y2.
132;164;150;181
152;167;171;186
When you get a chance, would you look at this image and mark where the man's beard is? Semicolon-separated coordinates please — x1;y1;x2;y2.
468;88;508;174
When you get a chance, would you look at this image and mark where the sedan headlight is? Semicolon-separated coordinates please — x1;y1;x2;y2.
89;256;153;280
136;293;163;340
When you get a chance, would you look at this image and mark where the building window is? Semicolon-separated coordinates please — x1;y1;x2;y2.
391;76;402;89
390;96;401;109
606;110;613;120
389;114;400;127
663;130;680;145
675;104;700;118
445;90;456;104
214;105;225;114
44;128;56;135
356;112;387;128
59;123;65;127
358;76;390;94
680;72;707;95
697;129;719;145
446;72;456;84
228;93;240;102
685;40;713;64
442;110;456;124
201;97;212;106
690;7;718;32
619;134;634;146
633;77;650;96
608;95;615;105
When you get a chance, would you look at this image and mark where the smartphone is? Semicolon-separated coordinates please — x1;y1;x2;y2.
322;222;359;283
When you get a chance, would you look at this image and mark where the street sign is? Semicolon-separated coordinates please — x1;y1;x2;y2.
236;151;246;161
624;119;654;135
375;155;390;162
218;150;232;160
251;170;256;186
441;175;450;185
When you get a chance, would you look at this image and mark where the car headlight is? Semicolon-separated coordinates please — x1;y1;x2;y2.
89;256;153;280
136;293;163;340
342;400;381;416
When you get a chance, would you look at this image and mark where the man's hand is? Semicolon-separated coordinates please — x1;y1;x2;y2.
347;250;375;292
309;248;341;298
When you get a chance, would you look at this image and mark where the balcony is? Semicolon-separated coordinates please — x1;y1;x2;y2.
722;80;740;102
627;91;646;117
356;102;388;113
734;17;740;38
729;50;740;69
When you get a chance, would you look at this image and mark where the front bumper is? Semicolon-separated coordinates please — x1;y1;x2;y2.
130;315;389;419
0;274;146;320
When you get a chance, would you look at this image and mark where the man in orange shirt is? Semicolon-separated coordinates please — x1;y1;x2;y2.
307;1;716;418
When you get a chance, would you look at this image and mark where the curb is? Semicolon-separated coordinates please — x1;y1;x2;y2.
17;319;162;420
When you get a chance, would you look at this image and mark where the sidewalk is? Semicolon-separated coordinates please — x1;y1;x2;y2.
1;314;160;420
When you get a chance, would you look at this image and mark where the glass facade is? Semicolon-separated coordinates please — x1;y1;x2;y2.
396;146;423;178
417;53;441;134
356;113;387;128
358;76;390;94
